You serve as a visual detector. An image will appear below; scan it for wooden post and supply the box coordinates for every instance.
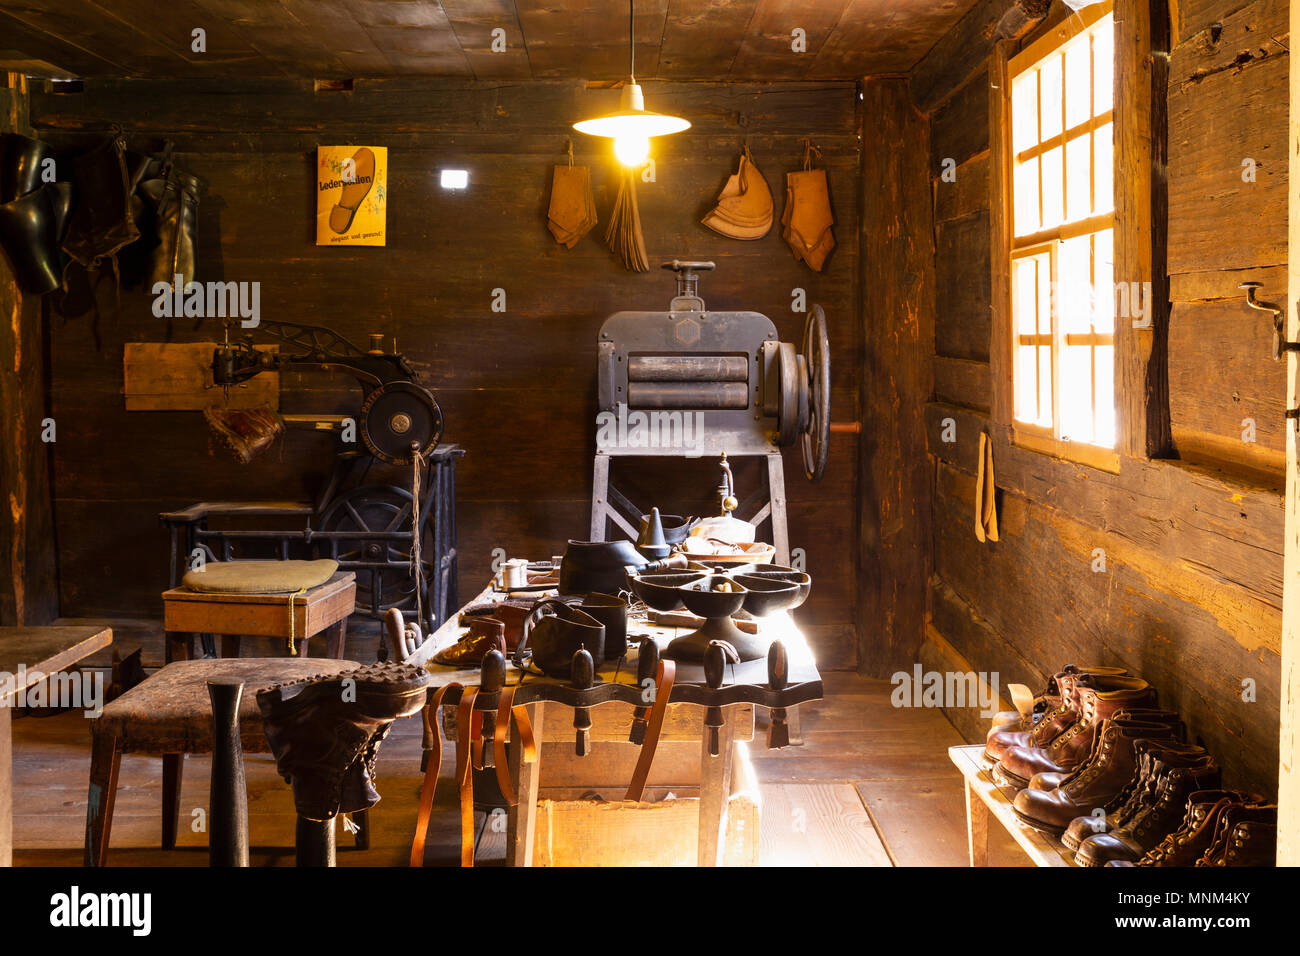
[0,704,11,867]
[1278,0,1300,868]
[0,72,58,628]
[858,77,935,676]
[1114,0,1172,458]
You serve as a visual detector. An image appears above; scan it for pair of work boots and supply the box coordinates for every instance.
[987,665,1173,789]
[702,146,773,240]
[257,661,430,822]
[1109,792,1278,867]
[0,133,73,294]
[1059,737,1221,865]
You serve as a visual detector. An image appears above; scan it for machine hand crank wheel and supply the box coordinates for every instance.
[801,305,830,482]
[360,381,444,465]
[316,484,434,618]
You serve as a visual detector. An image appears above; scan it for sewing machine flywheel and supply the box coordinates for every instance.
[360,380,444,464]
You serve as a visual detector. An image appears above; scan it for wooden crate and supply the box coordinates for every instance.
[531,741,760,867]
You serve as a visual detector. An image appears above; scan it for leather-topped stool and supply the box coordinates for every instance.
[85,658,364,866]
[163,569,356,661]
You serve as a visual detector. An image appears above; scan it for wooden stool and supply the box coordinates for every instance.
[163,571,356,661]
[85,658,365,866]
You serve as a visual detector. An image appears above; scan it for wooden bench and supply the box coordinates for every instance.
[163,571,356,661]
[85,657,364,866]
[949,743,1075,867]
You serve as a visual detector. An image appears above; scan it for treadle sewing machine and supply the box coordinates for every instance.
[161,319,463,637]
[590,259,834,562]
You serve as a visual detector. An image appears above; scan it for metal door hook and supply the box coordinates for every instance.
[1240,282,1296,360]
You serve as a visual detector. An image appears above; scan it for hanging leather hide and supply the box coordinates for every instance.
[702,146,772,240]
[547,163,597,248]
[782,142,835,271]
[605,167,649,272]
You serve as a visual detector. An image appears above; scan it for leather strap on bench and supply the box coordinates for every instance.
[409,682,537,868]
[625,659,675,802]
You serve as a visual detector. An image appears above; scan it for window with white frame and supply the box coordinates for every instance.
[1008,4,1115,450]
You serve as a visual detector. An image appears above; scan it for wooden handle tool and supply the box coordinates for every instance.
[629,637,659,744]
[767,640,790,749]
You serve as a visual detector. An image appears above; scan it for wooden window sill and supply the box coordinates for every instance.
[1010,426,1121,473]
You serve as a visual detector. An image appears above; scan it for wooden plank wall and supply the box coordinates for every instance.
[0,73,59,627]
[25,77,864,668]
[909,0,1285,792]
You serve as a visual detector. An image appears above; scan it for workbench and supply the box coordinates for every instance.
[0,625,113,866]
[408,581,823,866]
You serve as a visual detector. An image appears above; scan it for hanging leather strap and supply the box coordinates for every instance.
[455,688,480,867]
[410,682,461,867]
[625,659,676,802]
[493,685,538,806]
[410,683,538,868]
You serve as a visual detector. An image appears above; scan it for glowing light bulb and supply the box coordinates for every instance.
[614,134,650,167]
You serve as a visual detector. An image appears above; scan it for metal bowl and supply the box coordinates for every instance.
[736,565,811,608]
[733,573,802,616]
[678,576,749,619]
[629,571,706,611]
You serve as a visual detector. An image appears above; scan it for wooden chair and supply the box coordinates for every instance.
[162,571,356,661]
[85,657,367,866]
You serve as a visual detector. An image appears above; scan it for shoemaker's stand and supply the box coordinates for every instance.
[949,744,1075,867]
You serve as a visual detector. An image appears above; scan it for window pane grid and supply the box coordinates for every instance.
[1008,9,1115,450]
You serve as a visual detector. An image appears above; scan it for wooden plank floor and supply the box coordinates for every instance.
[8,626,1027,866]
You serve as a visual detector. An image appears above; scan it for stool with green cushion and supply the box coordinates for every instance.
[163,559,356,661]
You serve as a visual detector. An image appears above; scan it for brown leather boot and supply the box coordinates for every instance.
[1105,790,1252,867]
[1075,752,1220,866]
[986,664,1128,738]
[1026,709,1184,791]
[1195,803,1278,866]
[1060,740,1207,850]
[1011,719,1177,835]
[983,668,1095,763]
[995,676,1160,788]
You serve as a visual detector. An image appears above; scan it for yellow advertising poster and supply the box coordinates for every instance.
[316,146,387,246]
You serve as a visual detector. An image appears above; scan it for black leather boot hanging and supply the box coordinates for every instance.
[60,130,139,277]
[0,133,54,204]
[140,166,202,287]
[0,184,63,294]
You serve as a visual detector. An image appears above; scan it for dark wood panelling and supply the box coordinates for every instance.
[933,356,991,411]
[929,72,989,176]
[30,77,863,668]
[1168,298,1287,463]
[858,77,934,675]
[0,0,984,80]
[1167,0,1288,276]
[933,210,992,362]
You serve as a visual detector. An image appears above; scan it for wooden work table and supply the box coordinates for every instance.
[407,582,823,866]
[0,625,114,867]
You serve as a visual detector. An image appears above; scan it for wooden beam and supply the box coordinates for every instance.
[1114,0,1173,458]
[0,74,57,627]
[858,76,934,676]
[1276,0,1300,869]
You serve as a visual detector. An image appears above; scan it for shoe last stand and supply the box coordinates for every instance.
[206,676,338,867]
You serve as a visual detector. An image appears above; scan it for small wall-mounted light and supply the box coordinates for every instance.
[440,169,469,189]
